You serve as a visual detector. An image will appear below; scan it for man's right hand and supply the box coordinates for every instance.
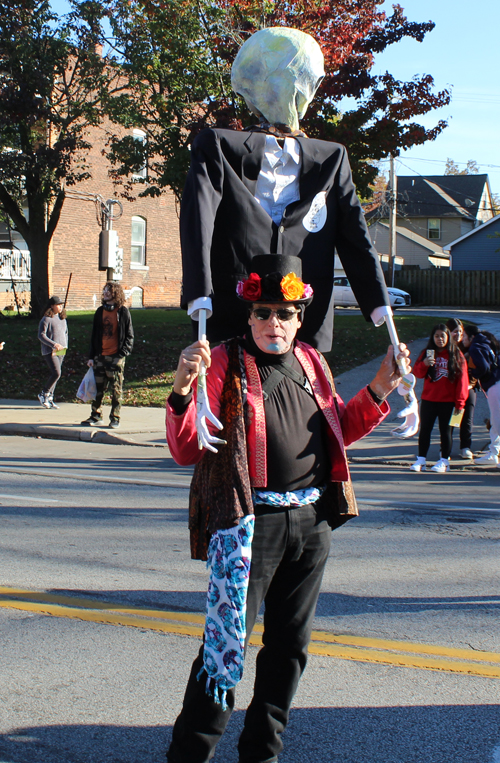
[87,359,94,368]
[173,339,211,396]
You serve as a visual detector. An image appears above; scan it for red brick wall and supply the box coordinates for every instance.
[50,121,183,310]
[0,290,31,311]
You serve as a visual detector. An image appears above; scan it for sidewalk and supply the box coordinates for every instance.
[1,317,498,466]
[0,398,168,449]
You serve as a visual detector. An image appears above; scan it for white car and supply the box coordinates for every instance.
[333,277,411,309]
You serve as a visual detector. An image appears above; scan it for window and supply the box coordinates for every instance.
[132,128,147,180]
[131,216,146,265]
[428,218,441,240]
[130,287,144,308]
[333,277,349,287]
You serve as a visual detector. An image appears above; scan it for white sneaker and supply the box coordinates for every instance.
[37,392,50,408]
[431,458,450,473]
[46,396,59,409]
[459,448,474,459]
[475,452,499,465]
[410,457,426,472]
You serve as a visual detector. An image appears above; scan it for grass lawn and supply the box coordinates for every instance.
[0,309,439,407]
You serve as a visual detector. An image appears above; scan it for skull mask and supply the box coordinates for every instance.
[231,27,325,132]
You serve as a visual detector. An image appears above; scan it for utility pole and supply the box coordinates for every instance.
[387,155,397,288]
[64,190,123,281]
[98,198,123,281]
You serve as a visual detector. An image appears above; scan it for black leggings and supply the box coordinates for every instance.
[418,399,455,459]
[451,387,476,450]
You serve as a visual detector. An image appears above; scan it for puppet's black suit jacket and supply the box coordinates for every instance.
[180,127,389,351]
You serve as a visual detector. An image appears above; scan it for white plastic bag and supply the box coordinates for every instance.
[76,367,97,402]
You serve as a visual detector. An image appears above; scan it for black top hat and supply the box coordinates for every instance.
[49,295,64,306]
[237,254,313,305]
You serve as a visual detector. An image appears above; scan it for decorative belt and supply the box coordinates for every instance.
[252,485,326,508]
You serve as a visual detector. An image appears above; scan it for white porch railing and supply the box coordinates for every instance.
[0,249,31,281]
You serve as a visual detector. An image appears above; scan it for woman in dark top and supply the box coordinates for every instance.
[37,295,68,409]
[462,325,500,465]
[446,318,476,459]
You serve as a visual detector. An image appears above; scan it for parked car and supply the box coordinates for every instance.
[333,277,411,309]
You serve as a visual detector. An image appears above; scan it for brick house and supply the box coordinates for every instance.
[0,119,183,311]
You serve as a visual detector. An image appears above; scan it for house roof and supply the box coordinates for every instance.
[365,174,490,221]
[444,212,500,250]
[396,175,489,219]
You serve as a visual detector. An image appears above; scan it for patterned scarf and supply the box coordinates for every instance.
[188,339,255,707]
[198,515,255,710]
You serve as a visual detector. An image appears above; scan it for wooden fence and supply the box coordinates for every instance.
[393,270,500,307]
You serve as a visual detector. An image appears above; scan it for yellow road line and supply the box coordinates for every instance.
[0,586,206,624]
[1,586,499,679]
[306,642,500,679]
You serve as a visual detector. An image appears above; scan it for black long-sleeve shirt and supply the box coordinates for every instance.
[170,334,329,493]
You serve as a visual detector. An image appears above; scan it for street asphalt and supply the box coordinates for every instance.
[1,307,499,469]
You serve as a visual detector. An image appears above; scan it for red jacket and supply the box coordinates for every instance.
[413,348,468,409]
[166,340,389,486]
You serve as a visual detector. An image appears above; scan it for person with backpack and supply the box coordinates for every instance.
[411,324,468,473]
[462,326,500,466]
[446,317,477,459]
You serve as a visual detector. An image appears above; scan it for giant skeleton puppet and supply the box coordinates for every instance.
[180,27,417,447]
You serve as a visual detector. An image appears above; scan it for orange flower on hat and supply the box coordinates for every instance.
[280,272,305,301]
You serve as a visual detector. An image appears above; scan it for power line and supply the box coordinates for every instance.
[377,157,500,170]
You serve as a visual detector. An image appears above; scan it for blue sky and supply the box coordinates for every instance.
[50,0,500,194]
[374,0,500,193]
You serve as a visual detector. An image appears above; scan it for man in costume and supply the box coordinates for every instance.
[166,254,410,763]
[180,27,392,352]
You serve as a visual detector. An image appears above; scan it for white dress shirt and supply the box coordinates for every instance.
[253,135,301,224]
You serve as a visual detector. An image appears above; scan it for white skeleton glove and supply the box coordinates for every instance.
[196,368,226,452]
[192,308,226,452]
[391,383,419,439]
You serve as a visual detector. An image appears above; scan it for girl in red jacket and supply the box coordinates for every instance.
[411,324,468,473]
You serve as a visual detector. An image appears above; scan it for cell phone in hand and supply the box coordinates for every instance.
[426,350,435,360]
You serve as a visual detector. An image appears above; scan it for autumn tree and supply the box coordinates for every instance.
[105,0,450,199]
[0,0,118,315]
[445,158,480,175]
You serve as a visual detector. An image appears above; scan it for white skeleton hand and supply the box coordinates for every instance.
[196,369,226,452]
[391,389,419,439]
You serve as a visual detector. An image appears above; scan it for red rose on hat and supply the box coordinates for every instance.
[242,273,262,300]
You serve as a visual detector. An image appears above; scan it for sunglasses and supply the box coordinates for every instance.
[251,307,300,322]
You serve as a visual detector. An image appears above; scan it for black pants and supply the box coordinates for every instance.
[418,399,455,459]
[167,503,332,763]
[42,354,64,396]
[451,387,476,450]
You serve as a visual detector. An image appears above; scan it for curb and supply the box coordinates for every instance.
[0,423,168,448]
[348,457,498,471]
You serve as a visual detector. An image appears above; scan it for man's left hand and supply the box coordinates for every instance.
[369,344,411,401]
